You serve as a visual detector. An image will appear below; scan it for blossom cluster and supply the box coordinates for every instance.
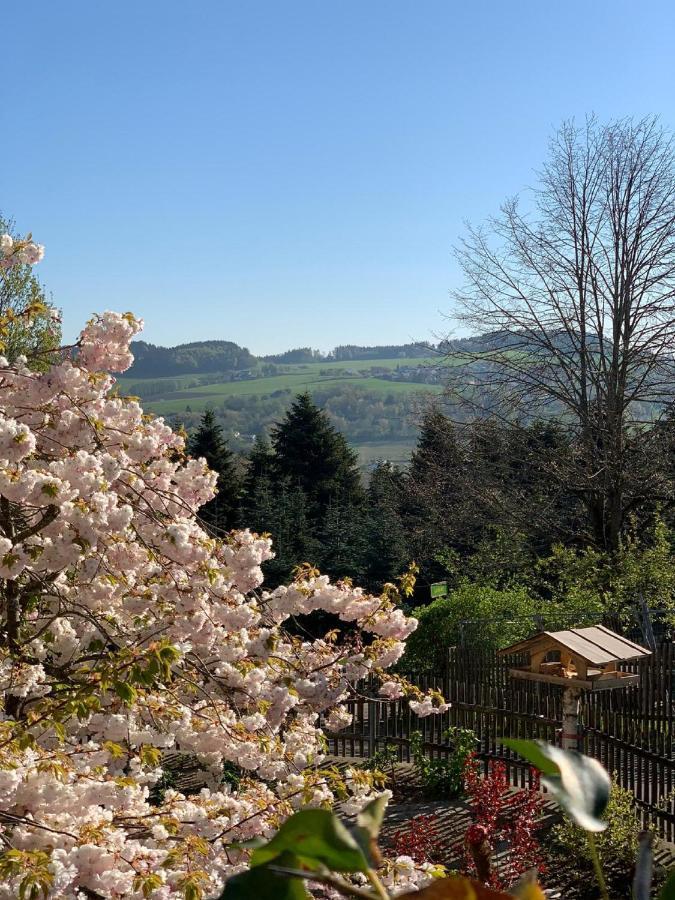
[0,233,45,270]
[0,280,445,897]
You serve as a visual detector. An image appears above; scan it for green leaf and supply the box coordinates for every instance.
[219,862,310,900]
[657,871,675,900]
[250,809,368,873]
[501,739,560,776]
[113,681,137,705]
[356,794,388,839]
[502,739,610,832]
[353,794,388,865]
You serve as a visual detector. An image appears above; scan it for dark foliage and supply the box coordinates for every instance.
[188,409,241,532]
[129,340,256,377]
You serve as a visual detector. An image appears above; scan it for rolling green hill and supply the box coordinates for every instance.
[118,342,452,467]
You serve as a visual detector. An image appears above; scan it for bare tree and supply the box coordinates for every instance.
[449,117,675,552]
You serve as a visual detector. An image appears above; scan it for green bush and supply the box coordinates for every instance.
[358,743,400,790]
[401,582,540,670]
[552,779,645,872]
[410,727,477,798]
[537,516,675,629]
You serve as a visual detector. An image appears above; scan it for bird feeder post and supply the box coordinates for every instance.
[561,685,582,751]
[498,625,650,751]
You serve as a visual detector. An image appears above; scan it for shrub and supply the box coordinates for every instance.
[552,779,646,873]
[410,727,477,798]
[401,582,540,670]
[359,742,400,791]
[463,753,546,888]
[388,813,443,863]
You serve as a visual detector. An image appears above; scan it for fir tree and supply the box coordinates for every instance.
[261,480,320,586]
[271,393,363,517]
[404,410,466,580]
[318,493,367,582]
[241,435,275,502]
[362,462,409,590]
[188,409,240,532]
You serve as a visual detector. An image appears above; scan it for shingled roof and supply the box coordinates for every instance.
[499,624,650,665]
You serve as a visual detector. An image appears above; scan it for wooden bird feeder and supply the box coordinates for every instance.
[498,625,651,750]
[498,624,650,689]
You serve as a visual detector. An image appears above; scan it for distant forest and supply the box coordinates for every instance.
[127,337,441,377]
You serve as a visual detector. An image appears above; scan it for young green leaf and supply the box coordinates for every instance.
[250,809,368,873]
[353,794,388,865]
[500,739,560,776]
[356,794,388,839]
[219,864,309,900]
[502,739,610,831]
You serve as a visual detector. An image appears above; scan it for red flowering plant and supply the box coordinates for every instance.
[388,813,443,864]
[462,752,547,889]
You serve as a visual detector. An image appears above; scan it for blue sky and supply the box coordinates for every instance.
[4,1,675,354]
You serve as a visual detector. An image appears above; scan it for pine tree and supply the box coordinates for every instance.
[188,409,240,532]
[271,393,363,518]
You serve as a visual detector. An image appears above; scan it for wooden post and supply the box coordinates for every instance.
[368,698,377,757]
[561,686,582,750]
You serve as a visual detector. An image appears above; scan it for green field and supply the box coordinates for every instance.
[119,356,444,417]
[355,440,416,468]
[115,356,451,468]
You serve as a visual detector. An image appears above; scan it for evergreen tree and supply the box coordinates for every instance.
[318,493,367,582]
[242,468,276,537]
[188,409,240,532]
[362,462,409,590]
[404,410,467,584]
[260,480,320,586]
[241,435,275,501]
[271,393,364,517]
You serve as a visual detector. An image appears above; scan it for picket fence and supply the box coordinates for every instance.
[327,642,675,840]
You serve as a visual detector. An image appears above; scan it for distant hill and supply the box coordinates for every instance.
[262,342,436,364]
[128,340,257,377]
[120,330,615,469]
[126,330,611,380]
[127,338,437,378]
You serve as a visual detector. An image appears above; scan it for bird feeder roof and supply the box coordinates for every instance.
[498,624,650,665]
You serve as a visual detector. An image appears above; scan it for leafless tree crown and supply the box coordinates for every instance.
[449,117,675,551]
[452,116,675,426]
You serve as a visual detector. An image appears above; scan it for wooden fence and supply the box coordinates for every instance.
[328,642,675,840]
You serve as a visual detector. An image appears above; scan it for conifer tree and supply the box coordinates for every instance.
[362,462,409,590]
[319,493,367,582]
[271,392,363,517]
[404,410,466,574]
[242,434,275,500]
[188,409,240,531]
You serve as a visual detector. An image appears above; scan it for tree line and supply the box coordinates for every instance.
[190,389,675,662]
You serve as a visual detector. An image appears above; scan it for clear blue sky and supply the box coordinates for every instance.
[4,1,675,354]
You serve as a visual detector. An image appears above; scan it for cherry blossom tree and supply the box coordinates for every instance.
[0,234,446,899]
